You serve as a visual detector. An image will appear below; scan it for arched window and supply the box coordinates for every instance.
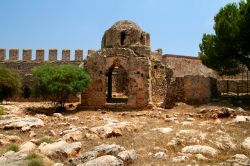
[121,32,126,45]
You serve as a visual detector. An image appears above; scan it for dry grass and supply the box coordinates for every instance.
[0,102,249,166]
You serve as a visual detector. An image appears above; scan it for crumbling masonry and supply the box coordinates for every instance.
[0,20,218,108]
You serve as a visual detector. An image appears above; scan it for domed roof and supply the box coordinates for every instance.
[110,20,142,32]
[101,20,150,49]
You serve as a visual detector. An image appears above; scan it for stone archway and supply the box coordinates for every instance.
[105,64,128,103]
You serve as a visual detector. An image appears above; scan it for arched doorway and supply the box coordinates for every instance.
[106,65,128,103]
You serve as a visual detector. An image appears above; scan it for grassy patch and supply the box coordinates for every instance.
[26,153,44,166]
[4,144,19,152]
[0,144,20,155]
[0,106,4,115]
[37,137,54,144]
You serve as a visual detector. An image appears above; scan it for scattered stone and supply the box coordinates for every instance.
[195,154,208,160]
[0,151,28,166]
[77,155,124,166]
[29,131,37,137]
[186,118,195,121]
[233,116,250,123]
[89,120,137,138]
[0,115,44,130]
[241,137,250,150]
[19,141,37,152]
[0,134,21,145]
[229,154,250,165]
[151,127,173,134]
[92,144,125,156]
[182,145,218,156]
[153,152,166,159]
[39,140,82,158]
[181,121,193,126]
[53,113,64,119]
[62,130,83,141]
[117,149,137,163]
[172,155,189,162]
[211,130,236,150]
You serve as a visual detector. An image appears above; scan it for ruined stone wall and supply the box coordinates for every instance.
[0,48,86,101]
[217,80,249,93]
[163,75,217,108]
[162,55,217,77]
[150,60,173,104]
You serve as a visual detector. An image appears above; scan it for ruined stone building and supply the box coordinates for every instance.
[0,20,219,108]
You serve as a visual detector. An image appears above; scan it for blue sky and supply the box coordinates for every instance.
[0,0,241,59]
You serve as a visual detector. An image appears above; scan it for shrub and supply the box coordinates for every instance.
[37,137,54,144]
[0,106,4,115]
[0,65,22,103]
[32,64,91,111]
[5,144,19,152]
[26,153,44,166]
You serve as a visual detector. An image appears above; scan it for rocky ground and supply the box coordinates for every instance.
[0,101,250,166]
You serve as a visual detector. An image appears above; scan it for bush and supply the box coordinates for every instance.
[5,144,19,152]
[32,64,91,111]
[0,65,22,103]
[0,106,4,115]
[26,153,44,166]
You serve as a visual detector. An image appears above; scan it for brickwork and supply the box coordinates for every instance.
[9,48,19,61]
[0,48,6,61]
[22,49,32,61]
[49,49,57,61]
[62,49,70,62]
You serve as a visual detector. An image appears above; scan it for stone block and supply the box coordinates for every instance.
[49,49,57,61]
[36,49,44,62]
[0,48,6,61]
[22,49,32,61]
[75,49,83,61]
[9,48,19,61]
[62,49,70,62]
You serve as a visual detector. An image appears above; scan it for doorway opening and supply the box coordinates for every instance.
[106,65,128,103]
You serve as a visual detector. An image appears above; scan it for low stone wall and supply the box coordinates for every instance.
[151,60,173,103]
[217,80,250,93]
[163,75,217,108]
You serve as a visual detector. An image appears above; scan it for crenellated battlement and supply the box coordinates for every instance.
[0,48,90,62]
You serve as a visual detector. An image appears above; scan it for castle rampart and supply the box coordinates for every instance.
[0,48,85,62]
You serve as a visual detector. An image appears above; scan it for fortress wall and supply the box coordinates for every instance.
[0,48,86,88]
[0,48,85,62]
[162,55,217,78]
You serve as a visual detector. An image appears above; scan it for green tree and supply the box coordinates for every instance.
[0,65,21,103]
[199,0,250,76]
[32,64,91,111]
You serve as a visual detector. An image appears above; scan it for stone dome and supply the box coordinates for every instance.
[101,20,150,48]
[110,20,142,32]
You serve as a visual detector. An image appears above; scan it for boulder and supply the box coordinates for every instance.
[92,144,125,156]
[182,145,218,156]
[151,128,173,134]
[62,130,83,141]
[0,134,21,146]
[172,155,189,162]
[19,141,37,153]
[241,137,250,150]
[153,152,166,159]
[77,155,123,166]
[0,115,44,131]
[39,140,81,158]
[233,116,250,123]
[117,149,137,163]
[89,120,137,138]
[0,151,28,166]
